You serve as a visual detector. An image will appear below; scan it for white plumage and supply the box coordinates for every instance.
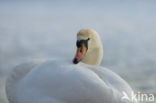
[6,29,137,103]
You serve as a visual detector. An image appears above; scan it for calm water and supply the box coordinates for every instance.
[0,1,156,103]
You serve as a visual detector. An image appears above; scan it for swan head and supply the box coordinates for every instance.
[73,29,103,65]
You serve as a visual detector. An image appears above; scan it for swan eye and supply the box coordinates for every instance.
[76,41,81,48]
[80,47,83,52]
[76,39,89,50]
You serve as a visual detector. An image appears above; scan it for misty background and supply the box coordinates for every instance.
[0,0,156,103]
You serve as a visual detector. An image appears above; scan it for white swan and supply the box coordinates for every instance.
[6,29,137,103]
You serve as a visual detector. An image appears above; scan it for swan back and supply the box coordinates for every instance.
[7,59,134,103]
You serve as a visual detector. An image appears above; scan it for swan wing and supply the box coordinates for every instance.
[6,59,47,103]
[6,59,136,103]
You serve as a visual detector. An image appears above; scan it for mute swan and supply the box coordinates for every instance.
[6,29,137,103]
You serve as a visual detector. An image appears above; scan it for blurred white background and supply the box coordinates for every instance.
[0,0,156,103]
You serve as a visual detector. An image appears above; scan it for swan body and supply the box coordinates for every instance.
[6,29,137,103]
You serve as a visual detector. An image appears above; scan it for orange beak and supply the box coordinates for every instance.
[73,43,87,64]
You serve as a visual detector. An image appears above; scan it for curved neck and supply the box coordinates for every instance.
[81,39,103,66]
